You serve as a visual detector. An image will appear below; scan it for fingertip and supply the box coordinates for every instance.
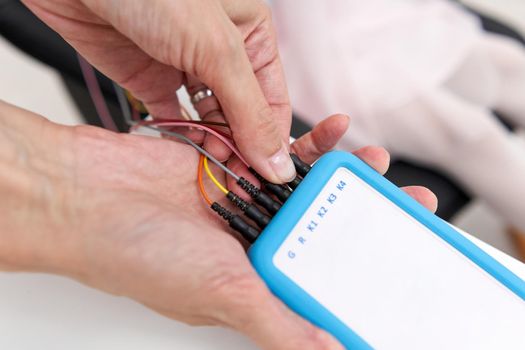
[291,114,351,165]
[266,144,297,183]
[353,146,391,175]
[234,122,295,183]
[403,186,439,213]
[242,139,296,184]
[329,113,351,130]
[314,114,351,146]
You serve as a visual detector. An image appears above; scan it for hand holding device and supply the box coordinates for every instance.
[250,149,525,349]
[0,101,439,349]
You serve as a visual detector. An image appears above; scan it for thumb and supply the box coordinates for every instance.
[200,25,296,184]
[217,276,344,350]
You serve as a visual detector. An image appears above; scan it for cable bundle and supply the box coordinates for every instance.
[79,59,308,243]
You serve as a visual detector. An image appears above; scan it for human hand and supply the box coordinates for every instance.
[0,102,437,349]
[23,0,295,183]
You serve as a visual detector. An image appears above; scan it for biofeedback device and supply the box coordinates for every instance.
[249,151,525,350]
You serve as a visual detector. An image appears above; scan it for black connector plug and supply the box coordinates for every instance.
[249,168,292,202]
[288,176,302,190]
[227,192,271,229]
[211,202,260,243]
[237,177,282,215]
[262,182,292,202]
[290,153,312,177]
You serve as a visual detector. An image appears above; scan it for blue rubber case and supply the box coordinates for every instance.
[248,150,525,349]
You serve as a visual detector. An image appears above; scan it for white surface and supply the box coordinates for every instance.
[0,38,83,125]
[0,274,256,350]
[275,168,525,350]
[462,230,525,277]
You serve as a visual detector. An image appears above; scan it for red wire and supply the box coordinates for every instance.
[169,125,232,139]
[135,120,248,166]
[133,119,232,139]
[152,118,230,128]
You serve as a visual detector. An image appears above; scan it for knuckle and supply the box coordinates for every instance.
[211,29,242,57]
[192,22,241,77]
[255,106,278,136]
[197,29,242,79]
[258,2,272,19]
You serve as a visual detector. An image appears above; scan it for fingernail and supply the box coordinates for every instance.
[269,145,296,183]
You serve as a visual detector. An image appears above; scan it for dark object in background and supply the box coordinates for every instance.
[0,0,128,131]
[1,0,524,220]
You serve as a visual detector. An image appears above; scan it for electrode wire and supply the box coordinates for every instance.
[113,81,229,130]
[198,155,213,205]
[146,117,230,128]
[113,82,241,166]
[139,124,240,181]
[143,120,247,166]
[112,82,241,181]
[78,55,119,132]
[135,119,233,139]
[203,157,229,194]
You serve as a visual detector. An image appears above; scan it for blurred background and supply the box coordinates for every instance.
[1,0,524,260]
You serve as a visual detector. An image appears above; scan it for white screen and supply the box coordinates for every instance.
[274,168,525,349]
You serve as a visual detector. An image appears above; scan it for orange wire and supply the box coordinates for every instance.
[198,154,213,205]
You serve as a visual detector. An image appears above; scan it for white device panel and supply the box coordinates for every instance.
[274,168,525,349]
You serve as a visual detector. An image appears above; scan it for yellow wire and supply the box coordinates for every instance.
[203,156,229,195]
